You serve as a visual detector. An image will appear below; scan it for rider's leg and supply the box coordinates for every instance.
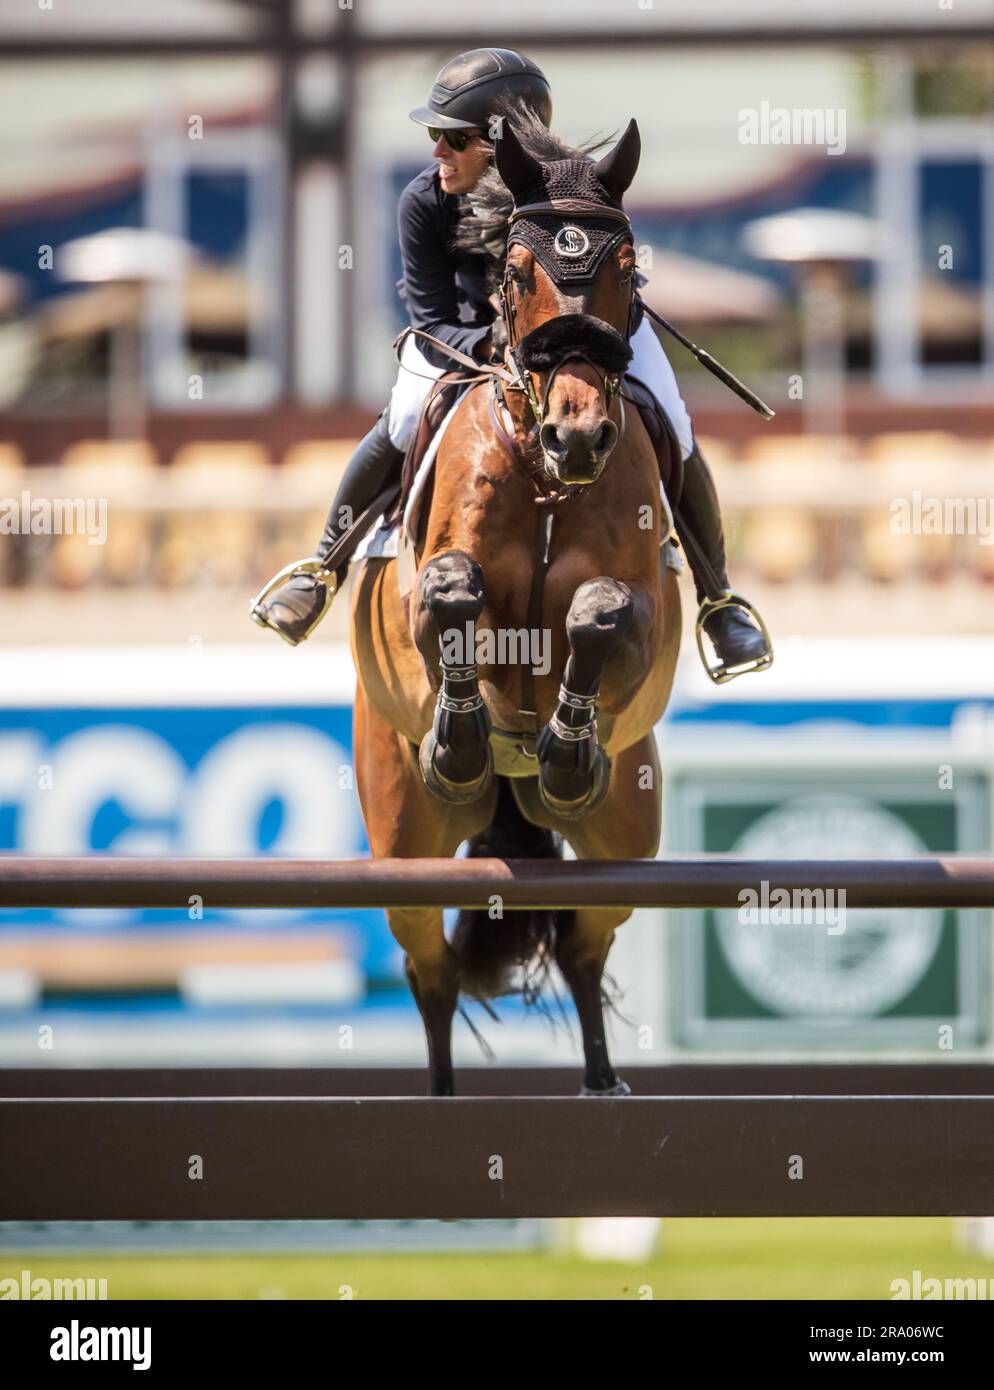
[627,316,771,673]
[252,337,441,645]
[252,410,403,644]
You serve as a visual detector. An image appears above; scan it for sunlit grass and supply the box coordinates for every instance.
[4,1218,994,1300]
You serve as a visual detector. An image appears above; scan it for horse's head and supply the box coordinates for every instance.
[495,118,641,486]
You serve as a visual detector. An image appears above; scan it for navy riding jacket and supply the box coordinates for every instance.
[396,165,493,371]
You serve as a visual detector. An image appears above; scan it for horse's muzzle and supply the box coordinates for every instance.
[539,416,619,485]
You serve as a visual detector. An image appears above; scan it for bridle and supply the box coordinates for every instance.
[492,197,637,503]
[393,197,638,505]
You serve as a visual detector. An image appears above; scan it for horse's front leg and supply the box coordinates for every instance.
[415,549,494,803]
[536,575,647,818]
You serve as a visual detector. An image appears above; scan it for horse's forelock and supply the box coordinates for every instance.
[452,102,614,267]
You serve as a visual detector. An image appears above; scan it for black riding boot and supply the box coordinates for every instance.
[251,409,404,645]
[679,442,772,678]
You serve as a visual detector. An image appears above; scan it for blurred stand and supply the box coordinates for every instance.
[744,209,886,443]
[1,426,992,644]
[57,229,192,442]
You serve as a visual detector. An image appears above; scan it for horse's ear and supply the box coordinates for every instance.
[494,121,542,200]
[593,119,641,200]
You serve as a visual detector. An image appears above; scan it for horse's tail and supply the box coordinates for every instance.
[451,777,568,1002]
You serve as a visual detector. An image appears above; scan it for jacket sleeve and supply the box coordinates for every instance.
[397,182,491,369]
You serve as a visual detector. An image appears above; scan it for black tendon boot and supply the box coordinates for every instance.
[678,442,773,682]
[251,410,404,645]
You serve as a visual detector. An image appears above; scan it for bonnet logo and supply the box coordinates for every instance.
[554,226,590,257]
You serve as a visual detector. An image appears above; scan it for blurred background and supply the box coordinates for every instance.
[1,0,994,1297]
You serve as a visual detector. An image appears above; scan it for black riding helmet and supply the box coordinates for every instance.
[409,48,552,133]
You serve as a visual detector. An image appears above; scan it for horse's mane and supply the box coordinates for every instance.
[452,101,613,278]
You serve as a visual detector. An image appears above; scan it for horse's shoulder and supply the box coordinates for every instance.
[453,378,493,424]
[437,379,502,455]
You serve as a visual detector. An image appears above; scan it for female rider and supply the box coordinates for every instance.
[252,47,770,679]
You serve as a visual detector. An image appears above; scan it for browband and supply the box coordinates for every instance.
[508,199,633,229]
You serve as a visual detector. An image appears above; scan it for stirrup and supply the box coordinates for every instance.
[695,590,774,685]
[249,556,338,644]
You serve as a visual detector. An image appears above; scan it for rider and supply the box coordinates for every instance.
[252,47,771,677]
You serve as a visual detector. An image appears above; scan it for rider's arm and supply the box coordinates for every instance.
[397,180,491,370]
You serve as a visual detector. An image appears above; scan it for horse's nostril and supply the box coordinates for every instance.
[539,422,567,458]
[595,420,618,457]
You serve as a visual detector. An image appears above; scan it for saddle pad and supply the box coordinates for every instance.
[351,389,469,568]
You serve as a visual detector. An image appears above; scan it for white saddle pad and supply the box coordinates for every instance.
[351,390,468,565]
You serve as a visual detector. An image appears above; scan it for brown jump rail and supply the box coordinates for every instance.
[0,854,993,910]
[3,856,992,1220]
[3,1080,994,1218]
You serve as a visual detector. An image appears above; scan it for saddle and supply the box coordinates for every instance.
[388,370,472,531]
[622,376,684,509]
[301,373,462,579]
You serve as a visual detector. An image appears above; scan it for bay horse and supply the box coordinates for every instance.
[350,115,681,1095]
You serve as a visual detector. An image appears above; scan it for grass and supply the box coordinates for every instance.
[4,1218,994,1299]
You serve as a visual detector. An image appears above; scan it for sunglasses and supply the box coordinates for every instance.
[427,127,479,153]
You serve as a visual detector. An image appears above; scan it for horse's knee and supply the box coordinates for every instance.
[419,550,486,634]
[533,578,634,818]
[566,577,634,686]
[416,551,493,802]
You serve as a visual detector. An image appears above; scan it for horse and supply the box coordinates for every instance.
[349,114,682,1096]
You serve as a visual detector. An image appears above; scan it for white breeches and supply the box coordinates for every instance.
[387,336,448,450]
[627,316,695,461]
[387,316,695,460]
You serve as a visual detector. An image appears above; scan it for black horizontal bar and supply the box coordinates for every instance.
[1,27,989,60]
[1,855,993,909]
[4,1064,994,1098]
[2,1094,992,1218]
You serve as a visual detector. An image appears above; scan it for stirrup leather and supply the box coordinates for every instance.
[695,590,773,685]
[249,556,339,643]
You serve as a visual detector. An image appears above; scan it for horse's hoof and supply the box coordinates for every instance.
[580,1079,632,1097]
[537,744,611,821]
[418,729,494,804]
